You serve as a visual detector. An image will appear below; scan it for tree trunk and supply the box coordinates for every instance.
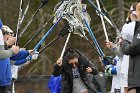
[38,10,47,75]
[117,0,125,27]
[4,0,8,24]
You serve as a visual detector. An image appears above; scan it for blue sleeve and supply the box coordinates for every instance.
[10,50,29,61]
[0,19,3,29]
[48,75,62,93]
[14,59,27,66]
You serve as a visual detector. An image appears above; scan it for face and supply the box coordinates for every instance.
[3,32,14,41]
[130,11,137,21]
[68,57,78,68]
[135,3,140,21]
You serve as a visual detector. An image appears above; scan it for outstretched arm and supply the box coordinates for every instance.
[10,50,30,61]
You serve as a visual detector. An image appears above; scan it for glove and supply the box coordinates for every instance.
[32,51,39,60]
[102,56,117,65]
[102,56,112,65]
[26,55,32,62]
[105,65,117,76]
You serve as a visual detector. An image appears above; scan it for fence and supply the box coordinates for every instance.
[14,75,51,93]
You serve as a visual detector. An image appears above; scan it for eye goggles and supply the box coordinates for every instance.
[3,31,14,36]
[69,61,79,67]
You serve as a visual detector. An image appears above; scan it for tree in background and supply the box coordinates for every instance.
[0,0,136,75]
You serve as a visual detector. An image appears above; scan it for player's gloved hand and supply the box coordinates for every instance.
[32,51,39,60]
[26,55,32,62]
[102,56,117,65]
[105,64,117,76]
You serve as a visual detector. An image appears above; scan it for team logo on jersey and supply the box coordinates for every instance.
[73,69,79,79]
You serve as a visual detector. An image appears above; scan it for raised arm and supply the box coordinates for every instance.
[52,58,64,77]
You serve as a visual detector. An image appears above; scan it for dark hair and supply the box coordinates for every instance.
[65,52,79,61]
[63,48,81,63]
[127,2,138,23]
[130,2,138,12]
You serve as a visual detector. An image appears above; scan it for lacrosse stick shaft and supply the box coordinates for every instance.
[39,36,58,53]
[96,0,109,42]
[84,18,104,57]
[12,81,15,93]
[19,3,45,37]
[34,17,62,51]
[39,23,70,53]
[98,0,120,33]
[20,0,32,24]
[80,28,102,57]
[15,0,23,45]
[87,0,113,27]
[23,16,54,48]
[60,33,71,59]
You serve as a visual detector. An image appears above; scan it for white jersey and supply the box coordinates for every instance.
[111,21,135,93]
[111,56,122,92]
[72,67,88,93]
[121,21,135,75]
[121,21,135,42]
[120,21,135,91]
[0,29,4,45]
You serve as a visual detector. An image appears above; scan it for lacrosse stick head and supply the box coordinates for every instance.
[70,3,91,31]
